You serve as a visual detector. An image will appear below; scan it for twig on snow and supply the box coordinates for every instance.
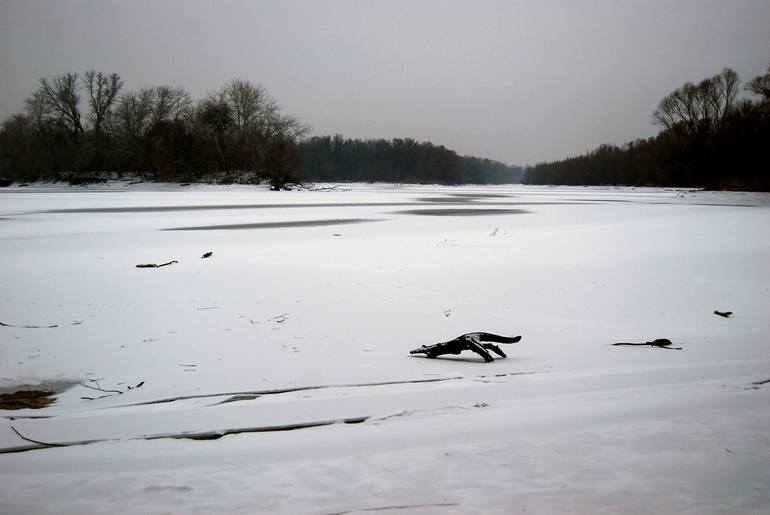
[80,382,123,394]
[136,260,178,268]
[0,321,58,329]
[79,380,144,400]
[612,339,682,350]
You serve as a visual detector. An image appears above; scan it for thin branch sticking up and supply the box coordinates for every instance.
[136,260,178,268]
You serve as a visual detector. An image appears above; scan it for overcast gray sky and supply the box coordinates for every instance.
[1,0,768,165]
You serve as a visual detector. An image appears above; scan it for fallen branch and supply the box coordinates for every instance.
[410,332,523,362]
[80,394,113,401]
[310,184,351,192]
[613,338,682,350]
[80,382,123,394]
[79,380,144,400]
[0,321,58,329]
[135,260,178,268]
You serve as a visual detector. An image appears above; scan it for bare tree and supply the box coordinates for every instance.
[193,79,308,180]
[196,96,234,170]
[83,70,123,138]
[219,79,308,139]
[23,90,53,133]
[710,67,739,132]
[653,68,740,141]
[151,86,192,125]
[113,88,155,140]
[746,64,770,102]
[38,73,83,139]
[222,79,267,131]
[114,85,192,140]
[261,110,309,141]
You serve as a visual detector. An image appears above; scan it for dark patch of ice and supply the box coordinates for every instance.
[397,208,529,216]
[564,198,631,202]
[163,218,383,231]
[36,203,414,214]
[449,193,511,198]
[416,197,472,203]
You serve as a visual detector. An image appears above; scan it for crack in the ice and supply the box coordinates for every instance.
[108,376,465,410]
[368,402,489,423]
[0,416,370,454]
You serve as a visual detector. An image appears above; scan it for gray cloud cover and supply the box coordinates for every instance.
[1,0,768,164]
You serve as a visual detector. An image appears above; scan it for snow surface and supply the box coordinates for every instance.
[0,183,769,514]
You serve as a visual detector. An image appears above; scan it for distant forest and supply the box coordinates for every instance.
[0,73,521,187]
[524,65,770,190]
[298,136,523,184]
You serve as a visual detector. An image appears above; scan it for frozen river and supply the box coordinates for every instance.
[1,183,769,514]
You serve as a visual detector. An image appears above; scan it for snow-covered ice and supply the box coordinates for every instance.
[1,183,768,514]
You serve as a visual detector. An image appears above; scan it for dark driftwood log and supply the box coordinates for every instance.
[613,338,682,350]
[713,310,733,318]
[410,332,522,362]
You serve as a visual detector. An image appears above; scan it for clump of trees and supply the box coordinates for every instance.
[525,65,770,190]
[298,135,523,184]
[0,72,308,187]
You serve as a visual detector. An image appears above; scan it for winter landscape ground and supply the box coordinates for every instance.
[0,183,768,514]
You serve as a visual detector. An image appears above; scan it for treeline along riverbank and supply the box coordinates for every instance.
[0,73,522,187]
[1,65,767,189]
[523,65,770,190]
